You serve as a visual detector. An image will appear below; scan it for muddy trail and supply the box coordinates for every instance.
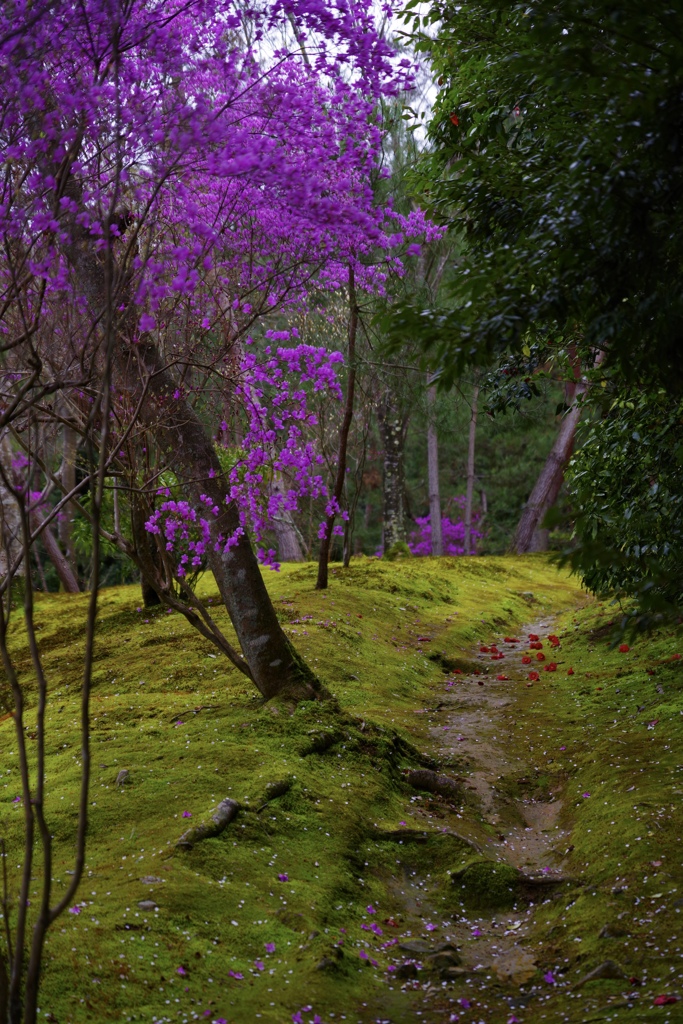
[358,614,680,1024]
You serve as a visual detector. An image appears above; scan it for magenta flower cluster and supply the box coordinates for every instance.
[145,343,346,574]
[408,504,483,558]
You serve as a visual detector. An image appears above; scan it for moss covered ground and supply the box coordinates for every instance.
[0,556,681,1023]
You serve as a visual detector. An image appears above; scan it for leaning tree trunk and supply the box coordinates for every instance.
[378,399,408,552]
[426,382,442,556]
[115,339,321,700]
[61,208,320,702]
[29,508,79,593]
[512,355,602,554]
[513,407,580,554]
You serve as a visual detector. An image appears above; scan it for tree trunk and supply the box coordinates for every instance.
[512,354,602,554]
[464,385,479,555]
[115,339,321,700]
[57,422,79,589]
[378,401,408,552]
[426,383,442,556]
[270,474,304,563]
[61,201,320,701]
[316,267,358,589]
[29,509,80,594]
[130,488,163,607]
[0,433,23,584]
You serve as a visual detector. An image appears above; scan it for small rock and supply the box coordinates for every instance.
[398,940,433,955]
[599,923,629,939]
[442,966,468,980]
[116,769,130,786]
[140,876,164,885]
[426,950,462,974]
[574,960,628,989]
[395,962,419,979]
[138,900,157,911]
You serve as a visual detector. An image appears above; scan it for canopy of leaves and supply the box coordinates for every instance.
[393,0,683,389]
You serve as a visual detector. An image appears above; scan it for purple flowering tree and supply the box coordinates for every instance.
[0,0,434,1018]
[408,502,483,557]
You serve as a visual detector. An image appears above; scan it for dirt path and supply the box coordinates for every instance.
[374,616,583,1023]
[430,618,572,985]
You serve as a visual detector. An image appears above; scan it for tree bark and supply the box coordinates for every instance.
[316,267,358,589]
[426,382,442,556]
[512,355,602,554]
[29,508,80,593]
[513,405,581,554]
[57,422,79,589]
[129,487,163,607]
[0,433,23,584]
[270,474,304,563]
[464,384,479,555]
[378,401,408,552]
[115,340,321,699]
[60,201,320,701]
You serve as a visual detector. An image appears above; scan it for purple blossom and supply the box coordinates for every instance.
[277,872,289,882]
[407,506,482,557]
[265,942,276,953]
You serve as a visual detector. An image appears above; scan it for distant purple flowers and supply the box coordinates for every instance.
[408,505,482,557]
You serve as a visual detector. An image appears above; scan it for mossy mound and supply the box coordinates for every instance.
[450,859,521,909]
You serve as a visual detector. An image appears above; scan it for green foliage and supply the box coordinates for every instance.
[566,389,683,622]
[394,0,683,391]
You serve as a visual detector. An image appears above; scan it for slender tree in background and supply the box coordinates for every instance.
[464,384,479,555]
[426,380,443,555]
[316,269,358,589]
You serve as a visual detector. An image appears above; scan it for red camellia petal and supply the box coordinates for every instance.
[528,634,539,641]
[536,652,546,661]
[496,674,509,681]
[672,653,681,660]
[480,646,489,653]
[521,655,532,664]
[653,996,679,1006]
[544,663,557,672]
[529,641,543,650]
[450,113,459,125]
[528,671,539,681]
[567,667,574,675]
[619,643,630,653]
[452,669,462,675]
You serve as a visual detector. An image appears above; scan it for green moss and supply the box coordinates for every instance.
[450,859,521,909]
[2,557,681,1021]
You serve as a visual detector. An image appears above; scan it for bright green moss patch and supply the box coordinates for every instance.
[450,860,521,910]
[1,557,682,1022]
